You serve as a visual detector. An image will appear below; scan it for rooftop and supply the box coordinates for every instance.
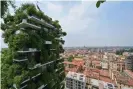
[66,71,86,82]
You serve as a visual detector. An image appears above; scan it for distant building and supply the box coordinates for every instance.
[125,55,133,71]
[101,60,108,70]
[65,71,86,89]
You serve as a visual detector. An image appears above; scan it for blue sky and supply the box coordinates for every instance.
[1,1,133,48]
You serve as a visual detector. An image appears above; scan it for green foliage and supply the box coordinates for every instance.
[116,48,133,55]
[116,50,124,55]
[1,3,66,89]
[1,0,16,18]
[1,48,12,64]
[68,55,74,62]
[14,76,22,88]
[96,0,106,8]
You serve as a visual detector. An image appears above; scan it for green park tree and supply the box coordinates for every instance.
[68,55,74,62]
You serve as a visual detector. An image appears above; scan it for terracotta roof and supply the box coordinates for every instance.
[91,72,99,79]
[117,78,133,86]
[84,69,114,84]
[90,68,100,73]
[84,68,100,79]
[128,80,133,86]
[92,60,101,64]
[73,58,83,60]
[84,70,99,79]
[100,70,110,77]
[63,61,77,65]
[116,72,133,86]
[124,70,133,79]
[65,67,78,72]
[100,76,112,83]
[72,60,84,66]
[95,64,101,67]
[63,61,83,66]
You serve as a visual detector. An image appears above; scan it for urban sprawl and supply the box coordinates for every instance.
[62,47,133,89]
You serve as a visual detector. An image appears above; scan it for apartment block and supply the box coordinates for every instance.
[66,71,86,89]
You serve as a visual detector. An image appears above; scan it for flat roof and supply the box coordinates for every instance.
[66,71,86,82]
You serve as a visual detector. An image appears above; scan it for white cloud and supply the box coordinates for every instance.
[47,2,63,14]
[59,1,99,34]
[52,1,100,46]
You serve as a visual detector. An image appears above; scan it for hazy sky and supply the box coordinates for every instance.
[1,1,133,48]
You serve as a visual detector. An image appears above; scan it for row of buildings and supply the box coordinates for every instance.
[63,49,133,89]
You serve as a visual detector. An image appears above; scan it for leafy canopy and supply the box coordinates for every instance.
[1,0,16,18]
[96,0,106,8]
[1,3,66,89]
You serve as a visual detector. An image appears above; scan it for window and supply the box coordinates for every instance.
[79,77,83,81]
[80,75,84,77]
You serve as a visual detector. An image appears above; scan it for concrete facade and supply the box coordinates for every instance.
[66,72,86,89]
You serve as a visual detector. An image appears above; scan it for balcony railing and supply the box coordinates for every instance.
[31,73,41,79]
[28,16,55,29]
[55,67,64,73]
[55,38,62,40]
[60,71,64,75]
[21,78,30,85]
[45,41,52,44]
[20,85,27,89]
[17,48,40,53]
[17,19,48,32]
[18,19,41,29]
[13,59,28,62]
[28,63,42,70]
[50,49,56,51]
[38,84,47,89]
